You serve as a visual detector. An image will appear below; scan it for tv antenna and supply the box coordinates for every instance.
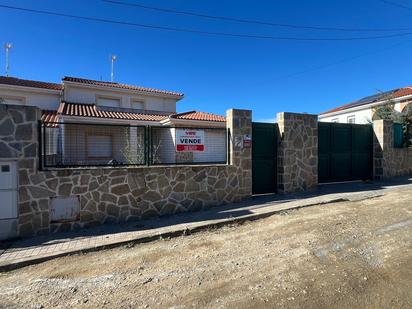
[111,55,117,82]
[4,43,12,77]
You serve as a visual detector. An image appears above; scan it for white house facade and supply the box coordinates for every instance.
[319,86,412,124]
[0,76,227,167]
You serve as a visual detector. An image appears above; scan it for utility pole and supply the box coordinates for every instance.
[4,43,12,77]
[111,55,117,82]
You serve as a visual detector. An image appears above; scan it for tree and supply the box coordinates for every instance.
[372,91,412,146]
[372,91,402,123]
[401,103,412,146]
[120,128,145,165]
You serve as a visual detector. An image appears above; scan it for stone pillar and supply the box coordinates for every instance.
[373,119,412,180]
[373,119,389,180]
[277,112,318,194]
[226,109,252,199]
[0,104,41,239]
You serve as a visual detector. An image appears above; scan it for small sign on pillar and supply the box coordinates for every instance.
[243,134,252,148]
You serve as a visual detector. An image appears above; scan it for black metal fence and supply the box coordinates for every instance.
[40,122,228,168]
[150,126,228,165]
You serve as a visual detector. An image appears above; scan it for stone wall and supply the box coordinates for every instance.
[0,104,40,239]
[277,112,318,194]
[373,119,412,180]
[0,104,252,238]
[20,165,243,236]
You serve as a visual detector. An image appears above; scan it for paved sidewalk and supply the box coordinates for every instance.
[1,177,411,271]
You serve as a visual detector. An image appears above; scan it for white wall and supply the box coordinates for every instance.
[152,128,176,164]
[194,130,227,163]
[319,107,373,124]
[151,128,227,164]
[320,99,412,124]
[0,88,60,110]
[394,102,404,112]
[63,84,177,113]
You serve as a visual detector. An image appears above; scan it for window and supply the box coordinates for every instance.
[87,135,113,158]
[331,118,339,123]
[131,100,145,110]
[347,116,356,124]
[96,97,120,108]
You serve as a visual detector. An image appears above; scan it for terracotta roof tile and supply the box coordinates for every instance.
[320,86,412,115]
[41,110,60,127]
[392,87,412,99]
[42,102,225,124]
[171,110,226,122]
[63,76,183,98]
[58,102,171,122]
[0,76,62,91]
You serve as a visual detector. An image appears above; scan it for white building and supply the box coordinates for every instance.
[0,76,227,166]
[319,86,412,124]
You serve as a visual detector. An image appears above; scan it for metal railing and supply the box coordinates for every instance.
[149,126,228,165]
[40,122,228,168]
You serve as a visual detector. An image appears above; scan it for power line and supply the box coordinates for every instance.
[103,0,412,32]
[379,0,412,11]
[1,4,412,41]
[272,39,411,81]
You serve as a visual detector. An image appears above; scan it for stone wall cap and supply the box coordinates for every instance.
[277,112,318,117]
[42,164,229,172]
[0,103,39,111]
[226,108,252,113]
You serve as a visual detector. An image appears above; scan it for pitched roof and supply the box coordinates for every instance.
[41,110,60,127]
[62,76,184,98]
[171,110,226,122]
[57,101,171,122]
[41,103,226,125]
[321,86,412,115]
[0,76,62,91]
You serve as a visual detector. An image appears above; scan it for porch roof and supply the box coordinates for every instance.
[41,102,226,125]
[171,110,225,122]
[57,101,170,122]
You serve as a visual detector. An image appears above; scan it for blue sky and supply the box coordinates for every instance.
[0,0,412,121]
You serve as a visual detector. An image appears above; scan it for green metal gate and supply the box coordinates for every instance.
[252,122,278,194]
[318,122,373,183]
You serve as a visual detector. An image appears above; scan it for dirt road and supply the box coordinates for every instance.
[1,186,412,308]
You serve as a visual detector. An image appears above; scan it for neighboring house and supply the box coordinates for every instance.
[0,76,226,166]
[319,86,412,124]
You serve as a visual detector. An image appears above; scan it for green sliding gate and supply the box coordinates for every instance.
[252,122,278,194]
[318,122,373,183]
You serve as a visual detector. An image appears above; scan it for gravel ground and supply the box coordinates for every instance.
[1,186,412,309]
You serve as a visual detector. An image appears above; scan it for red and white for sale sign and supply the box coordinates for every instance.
[176,129,205,152]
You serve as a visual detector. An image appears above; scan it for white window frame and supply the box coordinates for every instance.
[95,95,121,108]
[347,115,356,124]
[130,99,145,110]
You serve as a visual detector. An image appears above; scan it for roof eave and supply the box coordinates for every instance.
[61,115,164,126]
[160,117,226,128]
[0,83,62,95]
[62,80,184,100]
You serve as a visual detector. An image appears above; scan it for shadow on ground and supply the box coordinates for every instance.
[2,176,411,253]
